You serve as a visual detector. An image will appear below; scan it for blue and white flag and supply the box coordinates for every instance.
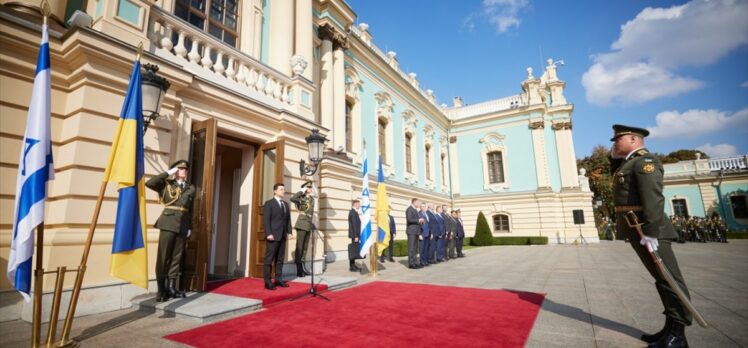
[359,151,373,258]
[7,24,54,302]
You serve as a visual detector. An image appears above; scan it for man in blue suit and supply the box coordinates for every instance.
[426,204,440,264]
[419,203,431,267]
[435,205,447,262]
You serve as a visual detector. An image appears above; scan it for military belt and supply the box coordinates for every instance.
[164,206,188,212]
[615,205,642,213]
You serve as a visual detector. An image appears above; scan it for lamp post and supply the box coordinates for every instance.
[299,129,327,176]
[141,63,170,133]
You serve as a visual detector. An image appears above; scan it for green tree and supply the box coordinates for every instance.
[659,149,709,164]
[577,145,614,217]
[473,212,494,246]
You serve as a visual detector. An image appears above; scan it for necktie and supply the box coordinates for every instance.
[280,200,285,213]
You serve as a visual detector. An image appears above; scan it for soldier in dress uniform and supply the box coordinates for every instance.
[609,125,691,348]
[290,180,315,277]
[145,160,195,302]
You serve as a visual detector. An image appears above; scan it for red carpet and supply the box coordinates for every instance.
[167,281,545,348]
[206,278,328,306]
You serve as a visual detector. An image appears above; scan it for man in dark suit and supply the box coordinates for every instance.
[380,204,396,263]
[146,160,195,301]
[419,203,432,267]
[262,183,292,290]
[405,198,423,269]
[456,209,466,257]
[348,200,362,272]
[439,205,452,261]
[428,204,443,263]
[446,209,459,259]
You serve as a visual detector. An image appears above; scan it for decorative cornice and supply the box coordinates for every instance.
[319,23,348,50]
[529,121,545,130]
[552,121,572,130]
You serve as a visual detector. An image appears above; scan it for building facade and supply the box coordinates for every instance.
[662,155,748,231]
[0,0,595,322]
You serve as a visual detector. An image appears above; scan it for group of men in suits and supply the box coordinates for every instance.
[406,198,466,269]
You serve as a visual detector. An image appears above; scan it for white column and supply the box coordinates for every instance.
[268,0,294,76]
[555,127,579,188]
[294,0,313,80]
[332,46,346,150]
[319,39,334,137]
[448,138,460,194]
[530,124,551,188]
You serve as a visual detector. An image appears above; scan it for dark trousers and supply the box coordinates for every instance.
[420,237,431,265]
[407,233,419,266]
[263,237,286,284]
[429,237,438,262]
[456,237,464,256]
[380,233,394,260]
[629,236,692,326]
[156,230,184,279]
[447,236,456,258]
[294,228,310,269]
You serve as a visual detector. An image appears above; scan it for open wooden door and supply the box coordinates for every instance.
[250,139,285,277]
[182,118,217,291]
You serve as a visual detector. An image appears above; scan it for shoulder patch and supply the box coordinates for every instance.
[642,163,655,174]
[637,149,649,156]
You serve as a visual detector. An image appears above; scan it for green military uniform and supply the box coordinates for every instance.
[610,125,692,346]
[290,181,315,277]
[145,160,195,301]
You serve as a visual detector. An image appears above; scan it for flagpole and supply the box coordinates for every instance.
[58,42,144,347]
[31,224,44,348]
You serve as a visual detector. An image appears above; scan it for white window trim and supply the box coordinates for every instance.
[345,67,363,159]
[491,212,512,233]
[480,132,510,192]
[403,110,418,185]
[375,91,395,177]
[423,124,435,190]
[439,135,449,192]
[669,195,691,217]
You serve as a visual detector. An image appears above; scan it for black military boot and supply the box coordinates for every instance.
[641,317,672,343]
[296,262,305,277]
[156,276,168,302]
[649,322,688,348]
[167,278,186,298]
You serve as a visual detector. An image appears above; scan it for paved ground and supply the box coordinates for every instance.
[1,240,746,347]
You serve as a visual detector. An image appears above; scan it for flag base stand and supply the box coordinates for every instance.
[290,226,330,302]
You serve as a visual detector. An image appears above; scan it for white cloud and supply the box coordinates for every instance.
[464,0,530,34]
[647,107,748,138]
[582,0,748,105]
[696,143,738,158]
[741,81,748,88]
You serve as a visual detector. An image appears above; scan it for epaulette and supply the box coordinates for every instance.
[636,149,649,156]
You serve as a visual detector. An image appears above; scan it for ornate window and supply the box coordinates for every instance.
[425,144,432,181]
[175,0,239,47]
[730,194,748,220]
[487,151,505,184]
[405,133,413,173]
[479,133,510,192]
[345,67,363,158]
[378,118,387,163]
[423,124,435,189]
[492,214,510,232]
[440,153,447,186]
[375,92,394,176]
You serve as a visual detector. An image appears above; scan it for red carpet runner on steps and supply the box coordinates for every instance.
[206,278,328,306]
[168,281,545,348]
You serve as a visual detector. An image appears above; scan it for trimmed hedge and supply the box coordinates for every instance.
[473,212,494,246]
[727,232,748,239]
[388,234,549,257]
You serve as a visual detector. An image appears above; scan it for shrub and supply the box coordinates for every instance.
[472,212,494,246]
[492,236,548,245]
[727,231,748,239]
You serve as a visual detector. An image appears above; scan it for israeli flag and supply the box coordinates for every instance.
[7,24,54,302]
[359,152,373,258]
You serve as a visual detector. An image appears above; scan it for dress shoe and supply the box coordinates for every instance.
[642,318,672,343]
[388,258,395,262]
[408,265,417,269]
[264,283,277,290]
[648,323,688,348]
[349,266,360,272]
[275,280,289,288]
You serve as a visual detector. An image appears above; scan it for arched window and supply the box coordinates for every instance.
[487,151,505,184]
[405,133,413,173]
[425,144,432,180]
[493,214,510,232]
[378,118,387,163]
[440,153,446,184]
[345,101,353,151]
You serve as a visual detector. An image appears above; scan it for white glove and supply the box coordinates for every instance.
[640,235,659,252]
[167,167,179,176]
[187,229,192,238]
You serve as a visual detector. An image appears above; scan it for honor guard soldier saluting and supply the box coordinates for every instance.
[609,125,692,348]
[145,160,195,302]
[290,180,315,277]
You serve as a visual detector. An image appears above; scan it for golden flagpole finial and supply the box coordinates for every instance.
[135,42,143,61]
[40,0,51,26]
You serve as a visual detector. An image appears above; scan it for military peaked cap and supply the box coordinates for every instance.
[610,124,650,141]
[301,180,313,189]
[170,160,189,169]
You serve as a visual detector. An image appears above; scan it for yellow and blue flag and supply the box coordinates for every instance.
[375,155,390,256]
[103,60,148,288]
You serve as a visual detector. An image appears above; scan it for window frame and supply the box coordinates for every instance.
[492,214,511,233]
[174,0,240,47]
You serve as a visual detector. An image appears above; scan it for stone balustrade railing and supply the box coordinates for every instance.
[148,7,292,108]
[445,94,524,119]
[709,156,748,171]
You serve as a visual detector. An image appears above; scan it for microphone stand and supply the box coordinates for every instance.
[290,224,330,301]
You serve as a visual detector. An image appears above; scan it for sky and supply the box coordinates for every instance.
[345,0,748,159]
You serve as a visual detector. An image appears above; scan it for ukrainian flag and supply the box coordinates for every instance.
[375,155,390,256]
[103,60,148,288]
